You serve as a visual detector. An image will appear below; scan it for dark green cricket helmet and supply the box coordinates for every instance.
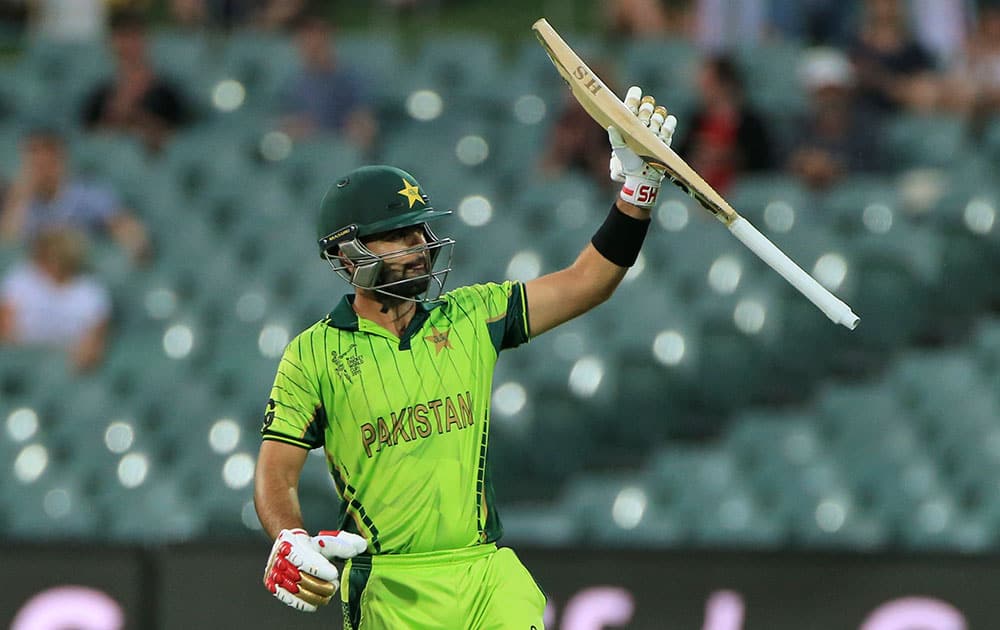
[317,165,455,302]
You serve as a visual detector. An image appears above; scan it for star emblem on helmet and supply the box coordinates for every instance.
[397,179,424,208]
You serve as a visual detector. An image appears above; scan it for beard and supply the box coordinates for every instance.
[375,258,431,299]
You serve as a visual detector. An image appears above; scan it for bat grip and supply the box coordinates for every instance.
[728,218,860,330]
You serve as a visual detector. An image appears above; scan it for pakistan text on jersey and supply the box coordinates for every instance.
[360,392,474,458]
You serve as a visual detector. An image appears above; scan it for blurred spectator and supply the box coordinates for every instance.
[769,0,857,46]
[850,0,941,115]
[29,0,107,41]
[0,2,28,35]
[674,56,774,194]
[788,48,880,190]
[538,95,613,186]
[169,0,208,28]
[81,12,188,153]
[168,0,308,30]
[945,3,1000,131]
[0,129,150,263]
[909,0,971,65]
[254,0,309,30]
[696,0,767,51]
[604,0,694,38]
[0,227,111,372]
[279,14,377,152]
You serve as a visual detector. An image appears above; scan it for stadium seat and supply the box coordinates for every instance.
[896,492,985,551]
[884,114,968,171]
[100,473,207,542]
[558,474,665,542]
[973,318,1000,376]
[218,31,298,110]
[149,29,216,111]
[17,37,112,124]
[508,172,604,235]
[413,35,502,100]
[735,42,807,117]
[727,174,811,229]
[844,234,932,353]
[890,349,983,410]
[4,468,101,539]
[277,136,363,203]
[495,504,580,546]
[620,38,700,118]
[646,446,738,506]
[336,33,401,102]
[0,121,24,179]
[71,132,150,198]
[821,176,900,236]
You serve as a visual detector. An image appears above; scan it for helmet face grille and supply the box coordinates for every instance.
[324,225,455,303]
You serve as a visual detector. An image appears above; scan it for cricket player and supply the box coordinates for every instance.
[254,87,676,628]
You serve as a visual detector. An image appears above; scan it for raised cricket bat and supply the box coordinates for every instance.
[532,18,860,330]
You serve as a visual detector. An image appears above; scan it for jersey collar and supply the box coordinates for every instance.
[325,294,445,333]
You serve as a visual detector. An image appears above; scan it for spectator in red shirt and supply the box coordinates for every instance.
[674,56,774,194]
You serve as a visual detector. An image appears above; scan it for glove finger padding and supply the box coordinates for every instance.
[264,528,343,613]
[660,115,677,147]
[624,85,642,114]
[284,541,340,583]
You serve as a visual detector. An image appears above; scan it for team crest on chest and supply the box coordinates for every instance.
[331,344,364,382]
[424,325,452,354]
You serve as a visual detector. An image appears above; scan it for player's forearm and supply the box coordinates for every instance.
[254,442,311,539]
[525,243,629,336]
[0,190,29,241]
[525,200,650,335]
[615,198,651,220]
[254,475,306,540]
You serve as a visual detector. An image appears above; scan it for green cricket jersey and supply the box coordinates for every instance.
[261,281,530,555]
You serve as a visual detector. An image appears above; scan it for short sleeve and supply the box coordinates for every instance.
[261,334,327,450]
[345,69,372,107]
[1,266,22,302]
[84,184,121,224]
[451,281,530,353]
[78,277,111,327]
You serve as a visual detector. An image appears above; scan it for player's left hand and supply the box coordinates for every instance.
[263,528,368,612]
[609,86,677,209]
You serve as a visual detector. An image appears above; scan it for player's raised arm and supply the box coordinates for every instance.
[525,87,676,336]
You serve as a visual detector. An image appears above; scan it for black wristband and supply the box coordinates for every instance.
[590,203,651,267]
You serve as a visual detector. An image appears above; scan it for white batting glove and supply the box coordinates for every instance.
[609,86,677,209]
[263,528,368,612]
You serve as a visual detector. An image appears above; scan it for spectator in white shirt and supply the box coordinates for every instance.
[0,227,111,372]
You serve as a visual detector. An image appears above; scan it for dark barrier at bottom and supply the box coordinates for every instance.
[3,544,998,629]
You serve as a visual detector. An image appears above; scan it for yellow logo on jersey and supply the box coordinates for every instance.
[424,326,452,354]
[397,179,424,208]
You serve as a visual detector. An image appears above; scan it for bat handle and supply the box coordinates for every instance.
[728,218,860,330]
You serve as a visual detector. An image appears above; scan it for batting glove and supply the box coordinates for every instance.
[609,86,677,209]
[263,528,368,612]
